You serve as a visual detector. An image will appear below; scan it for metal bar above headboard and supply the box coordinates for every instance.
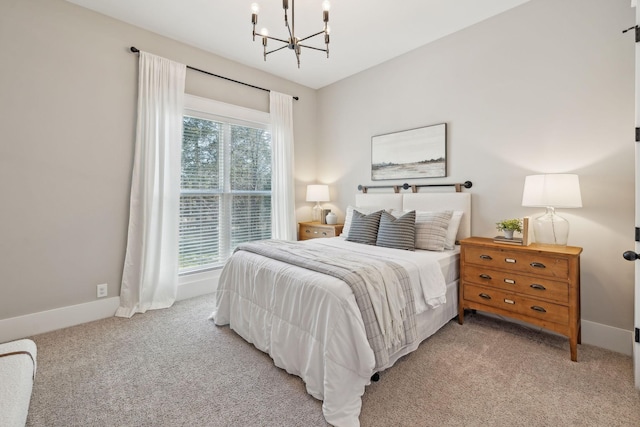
[357,181,472,194]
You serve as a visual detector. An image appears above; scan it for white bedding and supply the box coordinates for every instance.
[314,238,451,313]
[210,237,460,427]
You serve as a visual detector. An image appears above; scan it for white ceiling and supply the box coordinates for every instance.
[66,0,530,89]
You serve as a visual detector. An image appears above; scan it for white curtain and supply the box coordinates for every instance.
[270,91,297,241]
[116,52,186,318]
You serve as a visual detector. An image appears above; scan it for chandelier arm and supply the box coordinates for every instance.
[265,45,290,55]
[297,31,326,42]
[263,35,290,44]
[298,44,328,53]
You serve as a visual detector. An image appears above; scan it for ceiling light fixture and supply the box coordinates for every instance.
[251,0,330,68]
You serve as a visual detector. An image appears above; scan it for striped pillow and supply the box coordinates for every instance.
[376,210,416,251]
[345,210,383,245]
[342,206,380,238]
[415,210,453,251]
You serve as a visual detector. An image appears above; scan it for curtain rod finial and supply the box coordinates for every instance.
[130,46,140,53]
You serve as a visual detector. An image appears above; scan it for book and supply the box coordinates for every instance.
[493,235,524,245]
[522,216,531,246]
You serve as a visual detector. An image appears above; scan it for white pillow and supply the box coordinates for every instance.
[342,205,386,238]
[444,211,464,250]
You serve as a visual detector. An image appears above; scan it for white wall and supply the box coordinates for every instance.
[317,0,636,333]
[0,0,317,321]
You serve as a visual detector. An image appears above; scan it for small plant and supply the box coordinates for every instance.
[496,218,523,233]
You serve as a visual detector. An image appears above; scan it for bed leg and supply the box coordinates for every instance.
[371,372,380,382]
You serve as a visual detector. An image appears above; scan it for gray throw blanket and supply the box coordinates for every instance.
[234,239,418,370]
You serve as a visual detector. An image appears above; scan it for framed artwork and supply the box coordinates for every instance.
[371,123,447,181]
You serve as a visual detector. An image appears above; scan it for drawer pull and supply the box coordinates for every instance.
[530,284,546,290]
[305,230,310,233]
[322,232,327,236]
[503,298,515,304]
[530,262,546,269]
[531,305,547,313]
[505,258,516,263]
[479,293,492,300]
[504,279,515,284]
[479,274,492,280]
[480,254,493,260]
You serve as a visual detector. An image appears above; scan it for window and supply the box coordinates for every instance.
[179,96,271,274]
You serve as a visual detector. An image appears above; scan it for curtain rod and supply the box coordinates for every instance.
[129,46,299,101]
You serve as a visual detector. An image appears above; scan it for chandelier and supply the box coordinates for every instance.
[251,0,330,68]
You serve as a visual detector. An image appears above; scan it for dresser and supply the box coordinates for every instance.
[458,237,582,361]
[298,222,344,241]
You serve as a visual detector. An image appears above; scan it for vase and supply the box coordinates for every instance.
[326,212,337,225]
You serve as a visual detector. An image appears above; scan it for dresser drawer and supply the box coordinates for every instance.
[462,265,569,304]
[299,224,338,240]
[464,246,569,280]
[463,283,569,325]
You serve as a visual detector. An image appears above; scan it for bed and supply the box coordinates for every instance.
[210,192,471,426]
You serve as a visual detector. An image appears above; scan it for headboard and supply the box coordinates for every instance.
[354,192,472,241]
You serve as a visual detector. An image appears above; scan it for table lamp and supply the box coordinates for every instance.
[521,174,582,246]
[306,184,330,222]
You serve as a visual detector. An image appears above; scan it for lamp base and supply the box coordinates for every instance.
[312,203,323,222]
[532,207,569,246]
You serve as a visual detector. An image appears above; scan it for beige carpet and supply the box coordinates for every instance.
[25,294,640,426]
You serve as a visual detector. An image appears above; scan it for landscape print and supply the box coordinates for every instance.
[371,123,446,180]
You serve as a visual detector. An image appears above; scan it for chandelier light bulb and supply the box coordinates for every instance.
[325,24,331,34]
[251,3,260,14]
[322,0,330,11]
[260,27,269,37]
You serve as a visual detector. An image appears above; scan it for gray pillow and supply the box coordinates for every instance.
[415,210,453,251]
[346,210,383,245]
[376,210,416,251]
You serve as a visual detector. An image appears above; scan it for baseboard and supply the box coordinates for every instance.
[581,319,633,356]
[0,272,221,344]
[176,269,221,301]
[0,297,121,344]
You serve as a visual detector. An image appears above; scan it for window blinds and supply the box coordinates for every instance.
[179,115,271,273]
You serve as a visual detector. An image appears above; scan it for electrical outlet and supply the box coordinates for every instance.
[97,283,108,298]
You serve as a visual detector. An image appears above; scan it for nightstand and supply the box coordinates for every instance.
[298,222,344,241]
[458,237,582,361]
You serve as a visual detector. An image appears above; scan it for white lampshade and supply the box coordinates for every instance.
[521,174,582,246]
[306,184,330,202]
[521,174,582,208]
[306,184,329,223]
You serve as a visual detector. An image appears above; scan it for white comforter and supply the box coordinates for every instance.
[210,238,449,427]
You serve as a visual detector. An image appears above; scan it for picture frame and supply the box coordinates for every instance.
[371,123,447,181]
